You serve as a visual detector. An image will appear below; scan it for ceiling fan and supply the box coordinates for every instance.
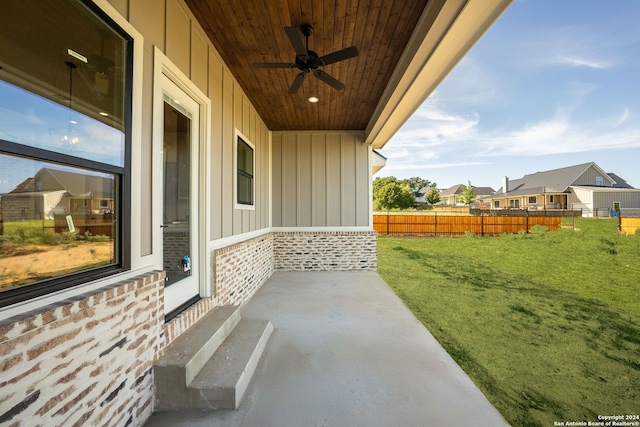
[252,24,359,94]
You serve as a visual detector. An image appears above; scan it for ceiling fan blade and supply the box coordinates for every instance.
[313,70,345,91]
[289,72,307,94]
[252,62,295,68]
[284,26,308,58]
[315,46,359,67]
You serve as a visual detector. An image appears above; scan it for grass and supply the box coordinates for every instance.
[377,218,640,426]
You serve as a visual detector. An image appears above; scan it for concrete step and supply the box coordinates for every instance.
[154,305,241,410]
[189,319,273,409]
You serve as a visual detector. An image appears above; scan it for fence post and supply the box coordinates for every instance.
[526,209,529,232]
[434,210,438,237]
[386,211,390,235]
[481,213,484,236]
[618,210,622,234]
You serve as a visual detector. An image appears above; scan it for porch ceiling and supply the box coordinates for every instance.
[185,0,512,145]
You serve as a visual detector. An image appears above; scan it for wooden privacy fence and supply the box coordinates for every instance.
[620,217,640,235]
[373,212,565,237]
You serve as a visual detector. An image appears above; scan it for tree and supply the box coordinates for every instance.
[425,186,441,205]
[373,181,415,211]
[373,176,399,194]
[457,185,476,205]
[406,177,432,193]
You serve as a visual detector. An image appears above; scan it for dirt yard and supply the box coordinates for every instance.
[0,242,113,290]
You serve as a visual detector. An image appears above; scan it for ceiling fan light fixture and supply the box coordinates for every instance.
[253,25,359,94]
[308,96,319,103]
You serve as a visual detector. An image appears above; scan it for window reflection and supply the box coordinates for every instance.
[0,0,127,166]
[0,154,116,292]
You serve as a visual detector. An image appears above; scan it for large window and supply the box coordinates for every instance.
[235,134,255,207]
[0,0,132,305]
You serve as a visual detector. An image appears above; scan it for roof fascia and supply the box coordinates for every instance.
[365,0,513,148]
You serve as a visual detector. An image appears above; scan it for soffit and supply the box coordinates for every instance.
[184,0,430,131]
[184,0,513,145]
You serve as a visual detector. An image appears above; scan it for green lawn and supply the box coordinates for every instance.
[377,218,640,427]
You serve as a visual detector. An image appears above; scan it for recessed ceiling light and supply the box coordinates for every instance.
[99,112,109,117]
[308,96,319,103]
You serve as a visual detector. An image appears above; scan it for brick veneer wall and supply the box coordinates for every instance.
[0,230,377,426]
[0,271,164,427]
[273,231,378,271]
[213,234,274,306]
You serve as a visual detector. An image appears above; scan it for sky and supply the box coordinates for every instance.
[377,0,640,191]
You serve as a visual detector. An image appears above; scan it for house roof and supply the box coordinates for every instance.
[471,186,496,196]
[496,162,617,195]
[571,186,640,193]
[7,168,114,199]
[437,184,495,197]
[607,173,635,189]
[184,0,513,147]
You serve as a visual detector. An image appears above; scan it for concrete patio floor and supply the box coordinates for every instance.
[145,271,509,427]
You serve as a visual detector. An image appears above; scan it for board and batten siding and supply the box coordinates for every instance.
[573,165,613,187]
[570,187,640,210]
[107,0,270,246]
[592,191,640,209]
[272,132,371,228]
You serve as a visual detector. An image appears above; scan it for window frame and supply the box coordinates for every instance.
[596,176,604,186]
[233,129,255,210]
[0,0,134,308]
[528,196,537,204]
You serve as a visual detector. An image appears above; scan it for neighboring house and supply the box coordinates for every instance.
[0,168,114,221]
[434,182,495,206]
[490,162,640,216]
[0,1,512,425]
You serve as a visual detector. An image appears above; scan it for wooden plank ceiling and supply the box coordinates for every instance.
[185,0,429,131]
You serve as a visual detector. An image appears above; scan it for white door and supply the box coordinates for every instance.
[161,74,200,314]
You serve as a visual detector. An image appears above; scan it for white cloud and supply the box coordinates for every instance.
[382,99,640,172]
[557,55,612,69]
[615,107,630,127]
[478,109,640,157]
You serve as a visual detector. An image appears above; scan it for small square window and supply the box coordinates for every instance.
[494,200,500,208]
[596,176,603,186]
[528,196,537,204]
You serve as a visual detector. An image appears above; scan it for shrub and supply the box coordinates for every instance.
[529,225,548,236]
[41,232,64,245]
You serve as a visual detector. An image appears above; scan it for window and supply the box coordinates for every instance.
[549,195,554,203]
[509,199,520,208]
[596,176,603,186]
[235,133,255,207]
[494,201,500,208]
[528,196,537,204]
[0,0,132,306]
